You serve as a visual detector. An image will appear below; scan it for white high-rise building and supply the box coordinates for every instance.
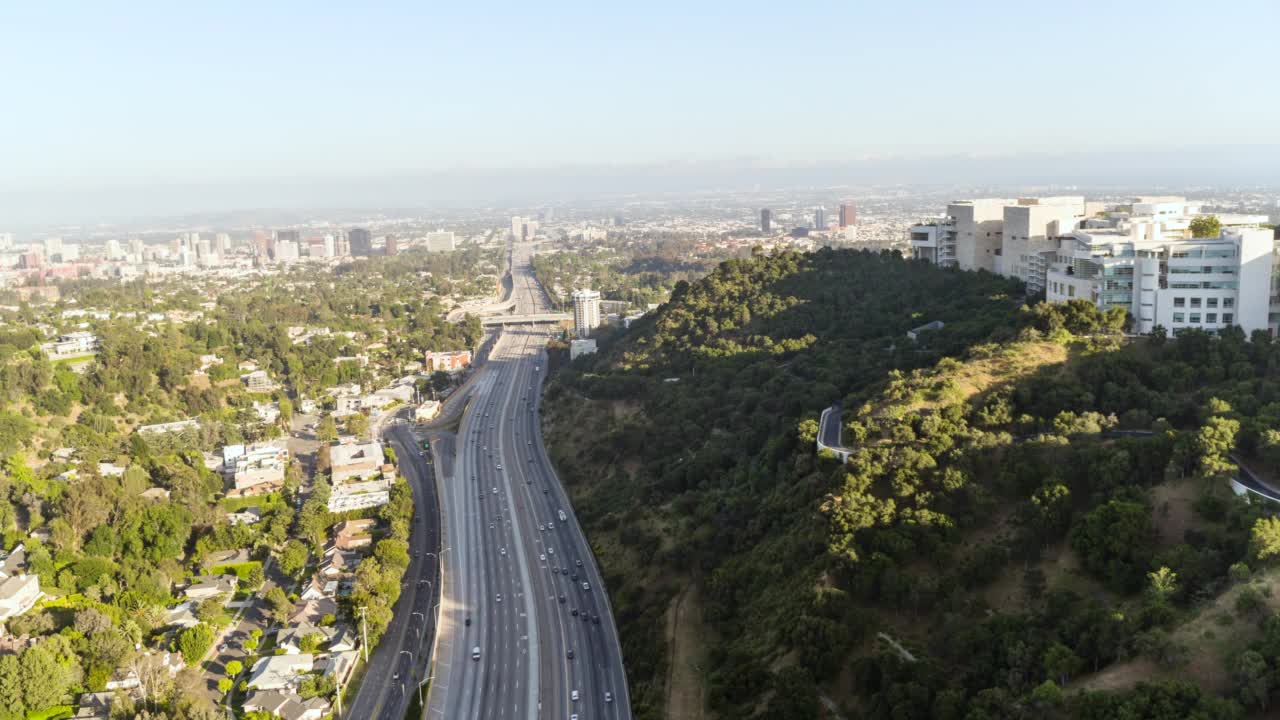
[0,233,13,251]
[274,240,300,263]
[571,288,601,338]
[322,234,336,257]
[106,239,123,261]
[510,216,524,240]
[215,233,231,255]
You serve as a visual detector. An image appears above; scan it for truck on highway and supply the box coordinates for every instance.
[472,646,481,661]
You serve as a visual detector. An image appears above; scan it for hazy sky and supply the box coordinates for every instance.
[4,0,1279,190]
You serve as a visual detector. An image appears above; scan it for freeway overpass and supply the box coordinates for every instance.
[479,312,569,326]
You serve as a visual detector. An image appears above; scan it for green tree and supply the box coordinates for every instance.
[225,659,243,678]
[1230,649,1269,710]
[264,586,292,626]
[1043,642,1083,686]
[1148,566,1178,600]
[1189,215,1222,239]
[1070,498,1155,592]
[217,677,233,694]
[1030,679,1063,708]
[19,642,78,711]
[278,539,309,578]
[316,416,338,443]
[1252,516,1280,560]
[0,654,25,718]
[176,623,215,664]
[346,413,369,439]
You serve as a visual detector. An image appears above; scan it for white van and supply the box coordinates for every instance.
[472,646,481,661]
[558,510,568,522]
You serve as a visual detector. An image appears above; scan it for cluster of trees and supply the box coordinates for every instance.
[347,477,416,646]
[530,234,723,310]
[544,247,1280,718]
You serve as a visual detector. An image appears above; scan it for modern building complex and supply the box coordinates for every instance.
[760,208,772,234]
[571,288,601,338]
[910,196,1278,337]
[813,206,826,231]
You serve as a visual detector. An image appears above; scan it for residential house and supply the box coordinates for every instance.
[288,598,339,626]
[140,487,170,501]
[299,576,338,602]
[241,370,275,392]
[165,602,201,629]
[333,519,377,550]
[316,650,359,687]
[0,574,40,621]
[226,508,262,526]
[41,331,98,358]
[224,441,288,497]
[243,690,330,720]
[183,575,237,602]
[246,653,314,691]
[276,622,327,654]
[333,396,363,417]
[329,441,386,484]
[72,691,119,720]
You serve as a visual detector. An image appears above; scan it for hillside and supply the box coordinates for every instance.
[543,248,1280,720]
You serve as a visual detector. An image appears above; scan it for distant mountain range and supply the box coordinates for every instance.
[3,145,1278,230]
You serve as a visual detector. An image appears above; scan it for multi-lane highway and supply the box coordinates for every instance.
[427,242,631,720]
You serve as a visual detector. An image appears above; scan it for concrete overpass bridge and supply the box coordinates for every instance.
[480,313,569,327]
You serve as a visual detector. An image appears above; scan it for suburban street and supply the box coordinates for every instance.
[426,243,631,720]
[345,422,443,720]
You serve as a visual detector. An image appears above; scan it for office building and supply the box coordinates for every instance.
[0,233,13,251]
[510,216,525,240]
[348,228,372,257]
[384,235,399,256]
[322,234,336,257]
[839,203,857,229]
[214,233,230,255]
[572,288,601,338]
[814,207,826,231]
[760,208,772,233]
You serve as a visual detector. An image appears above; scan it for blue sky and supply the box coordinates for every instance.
[2,0,1278,190]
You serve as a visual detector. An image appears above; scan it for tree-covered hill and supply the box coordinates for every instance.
[543,248,1280,720]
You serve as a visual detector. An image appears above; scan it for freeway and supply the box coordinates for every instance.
[427,242,631,720]
[346,423,442,720]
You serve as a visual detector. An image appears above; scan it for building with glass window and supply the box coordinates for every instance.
[1045,224,1274,336]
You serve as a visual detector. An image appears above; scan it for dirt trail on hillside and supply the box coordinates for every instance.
[665,586,711,720]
